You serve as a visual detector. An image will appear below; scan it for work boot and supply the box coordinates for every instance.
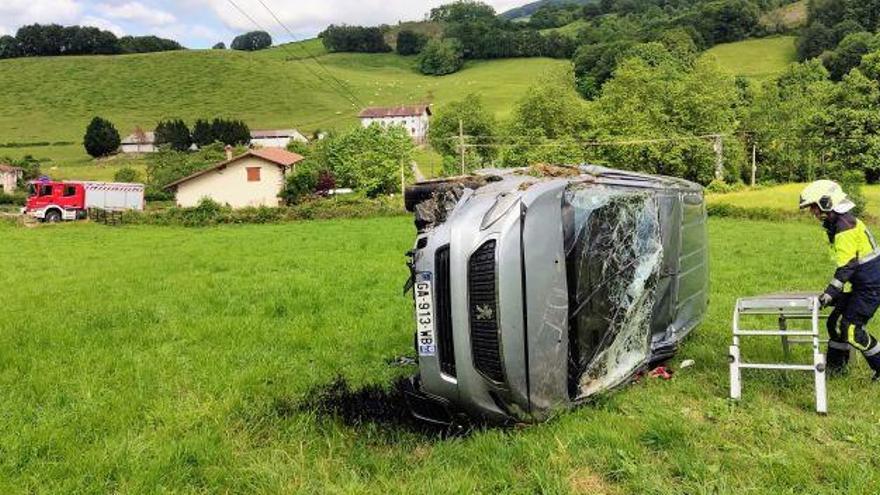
[826,344,851,375]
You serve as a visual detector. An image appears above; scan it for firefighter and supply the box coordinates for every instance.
[800,180,880,380]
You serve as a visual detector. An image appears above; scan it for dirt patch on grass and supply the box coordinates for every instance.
[299,376,472,439]
[569,467,620,495]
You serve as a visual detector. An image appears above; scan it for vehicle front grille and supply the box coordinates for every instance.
[435,245,455,376]
[468,240,504,383]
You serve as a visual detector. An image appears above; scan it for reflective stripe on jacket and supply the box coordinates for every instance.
[824,213,880,296]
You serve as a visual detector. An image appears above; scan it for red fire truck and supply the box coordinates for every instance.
[23,179,145,222]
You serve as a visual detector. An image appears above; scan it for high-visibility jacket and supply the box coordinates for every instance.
[823,213,880,298]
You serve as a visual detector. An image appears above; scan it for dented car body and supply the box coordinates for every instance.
[403,165,709,425]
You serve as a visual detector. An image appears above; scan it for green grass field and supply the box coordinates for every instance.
[2,216,880,493]
[0,43,567,169]
[709,183,880,219]
[702,36,797,80]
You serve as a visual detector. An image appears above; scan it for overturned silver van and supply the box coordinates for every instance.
[402,165,709,425]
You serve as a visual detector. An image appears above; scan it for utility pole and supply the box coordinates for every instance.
[751,143,757,187]
[713,134,724,181]
[401,162,406,195]
[458,119,466,175]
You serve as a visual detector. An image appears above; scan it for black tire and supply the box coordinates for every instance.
[45,210,62,223]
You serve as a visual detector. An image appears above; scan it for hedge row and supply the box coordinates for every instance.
[104,196,408,227]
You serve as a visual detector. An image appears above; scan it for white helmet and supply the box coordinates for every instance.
[799,180,855,214]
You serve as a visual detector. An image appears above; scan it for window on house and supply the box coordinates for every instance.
[63,185,77,197]
[246,167,261,182]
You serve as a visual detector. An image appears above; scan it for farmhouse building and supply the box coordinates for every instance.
[165,147,304,208]
[358,105,431,143]
[0,164,23,193]
[250,129,309,148]
[121,130,157,154]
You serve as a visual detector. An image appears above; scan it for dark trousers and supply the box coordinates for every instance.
[827,291,880,372]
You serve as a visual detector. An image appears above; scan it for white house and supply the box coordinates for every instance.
[250,129,309,148]
[121,130,157,154]
[358,105,432,143]
[0,164,23,193]
[165,147,304,208]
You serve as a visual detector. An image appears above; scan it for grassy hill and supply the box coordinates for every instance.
[0,40,567,171]
[702,36,797,80]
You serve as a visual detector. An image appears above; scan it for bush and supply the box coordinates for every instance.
[232,31,272,51]
[113,167,142,183]
[212,42,226,50]
[83,116,121,158]
[286,140,311,157]
[0,190,27,206]
[119,36,183,53]
[113,195,406,227]
[396,30,429,55]
[154,119,192,152]
[280,164,319,205]
[418,39,464,76]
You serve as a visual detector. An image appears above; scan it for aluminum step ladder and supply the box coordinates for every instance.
[730,293,829,414]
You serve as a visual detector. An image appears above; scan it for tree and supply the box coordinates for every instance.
[573,41,635,99]
[84,116,121,158]
[418,39,464,76]
[310,125,414,196]
[429,94,497,163]
[154,119,193,152]
[212,42,226,50]
[114,167,142,183]
[231,31,272,51]
[192,119,214,147]
[818,69,880,182]
[119,36,183,53]
[823,32,880,80]
[0,35,19,59]
[589,57,742,184]
[320,25,391,53]
[210,118,251,146]
[429,1,496,23]
[743,60,833,182]
[797,22,834,61]
[396,30,428,55]
[693,0,760,46]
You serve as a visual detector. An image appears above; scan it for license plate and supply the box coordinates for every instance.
[415,273,435,356]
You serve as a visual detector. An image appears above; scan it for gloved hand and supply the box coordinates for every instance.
[819,292,834,308]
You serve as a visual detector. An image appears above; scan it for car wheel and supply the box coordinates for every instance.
[45,210,62,223]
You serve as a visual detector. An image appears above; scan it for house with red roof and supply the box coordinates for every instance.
[165,147,304,208]
[358,104,432,143]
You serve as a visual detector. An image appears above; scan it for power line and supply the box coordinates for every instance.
[224,0,363,110]
[252,0,366,109]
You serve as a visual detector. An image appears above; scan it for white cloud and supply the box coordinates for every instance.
[98,2,176,26]
[201,0,527,40]
[81,15,126,36]
[0,0,83,35]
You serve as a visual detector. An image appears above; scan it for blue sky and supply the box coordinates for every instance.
[0,0,525,49]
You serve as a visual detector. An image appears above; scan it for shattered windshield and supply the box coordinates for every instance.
[563,184,664,400]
